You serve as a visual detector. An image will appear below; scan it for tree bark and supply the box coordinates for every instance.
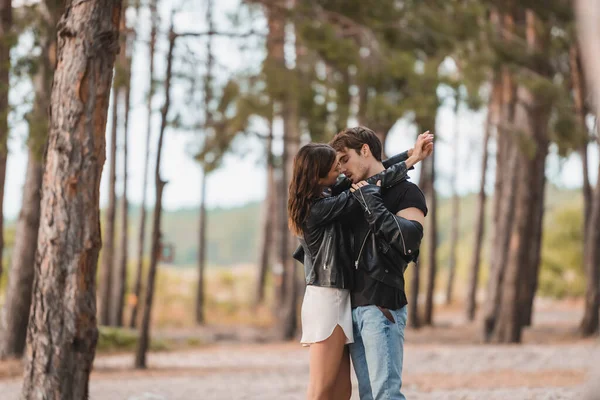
[0,0,61,359]
[445,98,460,305]
[0,155,42,359]
[195,170,207,324]
[423,145,437,326]
[493,10,550,343]
[570,46,592,226]
[135,22,174,369]
[195,0,214,325]
[255,116,275,306]
[409,260,421,328]
[575,0,600,336]
[466,79,499,321]
[0,0,11,284]
[99,87,119,326]
[20,1,122,398]
[483,18,517,339]
[110,2,131,328]
[129,0,157,329]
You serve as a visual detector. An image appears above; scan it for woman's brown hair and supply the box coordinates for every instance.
[288,143,337,236]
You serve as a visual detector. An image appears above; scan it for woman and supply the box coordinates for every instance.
[288,134,432,400]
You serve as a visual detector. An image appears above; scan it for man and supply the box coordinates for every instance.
[330,126,430,400]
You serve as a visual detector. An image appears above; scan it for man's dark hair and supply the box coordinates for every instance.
[329,126,383,162]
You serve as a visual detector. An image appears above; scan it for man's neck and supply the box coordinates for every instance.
[366,161,385,179]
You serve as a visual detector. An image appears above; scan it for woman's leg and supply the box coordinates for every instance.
[307,325,347,400]
[332,345,352,400]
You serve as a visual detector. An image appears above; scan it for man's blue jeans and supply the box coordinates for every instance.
[349,305,408,400]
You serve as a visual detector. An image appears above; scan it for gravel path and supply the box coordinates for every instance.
[0,341,595,399]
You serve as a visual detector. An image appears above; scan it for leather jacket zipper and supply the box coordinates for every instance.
[324,234,332,269]
[355,229,371,269]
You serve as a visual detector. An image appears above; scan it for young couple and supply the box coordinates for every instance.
[288,126,433,400]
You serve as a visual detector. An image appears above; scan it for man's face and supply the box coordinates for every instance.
[337,146,369,183]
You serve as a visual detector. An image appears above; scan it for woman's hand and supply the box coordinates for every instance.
[350,180,381,193]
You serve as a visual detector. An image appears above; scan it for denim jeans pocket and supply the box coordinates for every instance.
[377,306,396,324]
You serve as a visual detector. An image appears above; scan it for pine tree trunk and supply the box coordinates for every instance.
[0,0,11,284]
[409,260,421,328]
[264,2,291,337]
[129,0,157,329]
[20,2,122,397]
[255,118,275,306]
[466,79,499,321]
[493,10,549,343]
[111,4,131,328]
[483,57,517,341]
[0,0,60,359]
[279,95,300,340]
[196,171,207,324]
[580,157,600,336]
[575,0,600,336]
[423,147,437,326]
[0,155,42,359]
[99,88,119,326]
[445,100,460,305]
[570,46,592,226]
[195,0,213,325]
[135,22,174,369]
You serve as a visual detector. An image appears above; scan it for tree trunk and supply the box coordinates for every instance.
[569,44,598,335]
[570,46,592,226]
[195,170,207,324]
[255,116,275,306]
[580,157,600,336]
[278,94,300,340]
[111,3,132,328]
[0,0,60,359]
[135,22,174,369]
[410,123,433,329]
[409,260,421,328]
[129,0,157,329]
[466,79,499,321]
[575,0,600,336]
[483,34,517,340]
[20,2,122,397]
[99,88,119,326]
[445,98,460,305]
[493,10,550,343]
[0,155,42,359]
[0,0,11,284]
[423,146,437,326]
[195,0,213,325]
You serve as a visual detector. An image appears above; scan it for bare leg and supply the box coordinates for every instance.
[307,325,347,400]
[332,345,352,400]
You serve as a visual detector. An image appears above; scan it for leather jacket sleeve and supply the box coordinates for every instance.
[308,160,411,228]
[331,150,411,196]
[352,185,424,257]
[383,150,410,168]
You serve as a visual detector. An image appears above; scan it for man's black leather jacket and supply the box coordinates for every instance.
[350,183,424,289]
[293,151,411,288]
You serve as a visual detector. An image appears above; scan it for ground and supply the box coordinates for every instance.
[0,299,597,399]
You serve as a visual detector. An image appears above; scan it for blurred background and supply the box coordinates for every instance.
[1,0,600,399]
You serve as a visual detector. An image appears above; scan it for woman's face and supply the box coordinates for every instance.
[318,157,341,187]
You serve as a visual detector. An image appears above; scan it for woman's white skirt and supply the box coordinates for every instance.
[300,285,354,346]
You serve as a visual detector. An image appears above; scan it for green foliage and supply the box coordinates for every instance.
[539,203,585,298]
[97,327,170,353]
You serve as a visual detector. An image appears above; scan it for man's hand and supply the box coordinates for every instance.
[405,131,434,168]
